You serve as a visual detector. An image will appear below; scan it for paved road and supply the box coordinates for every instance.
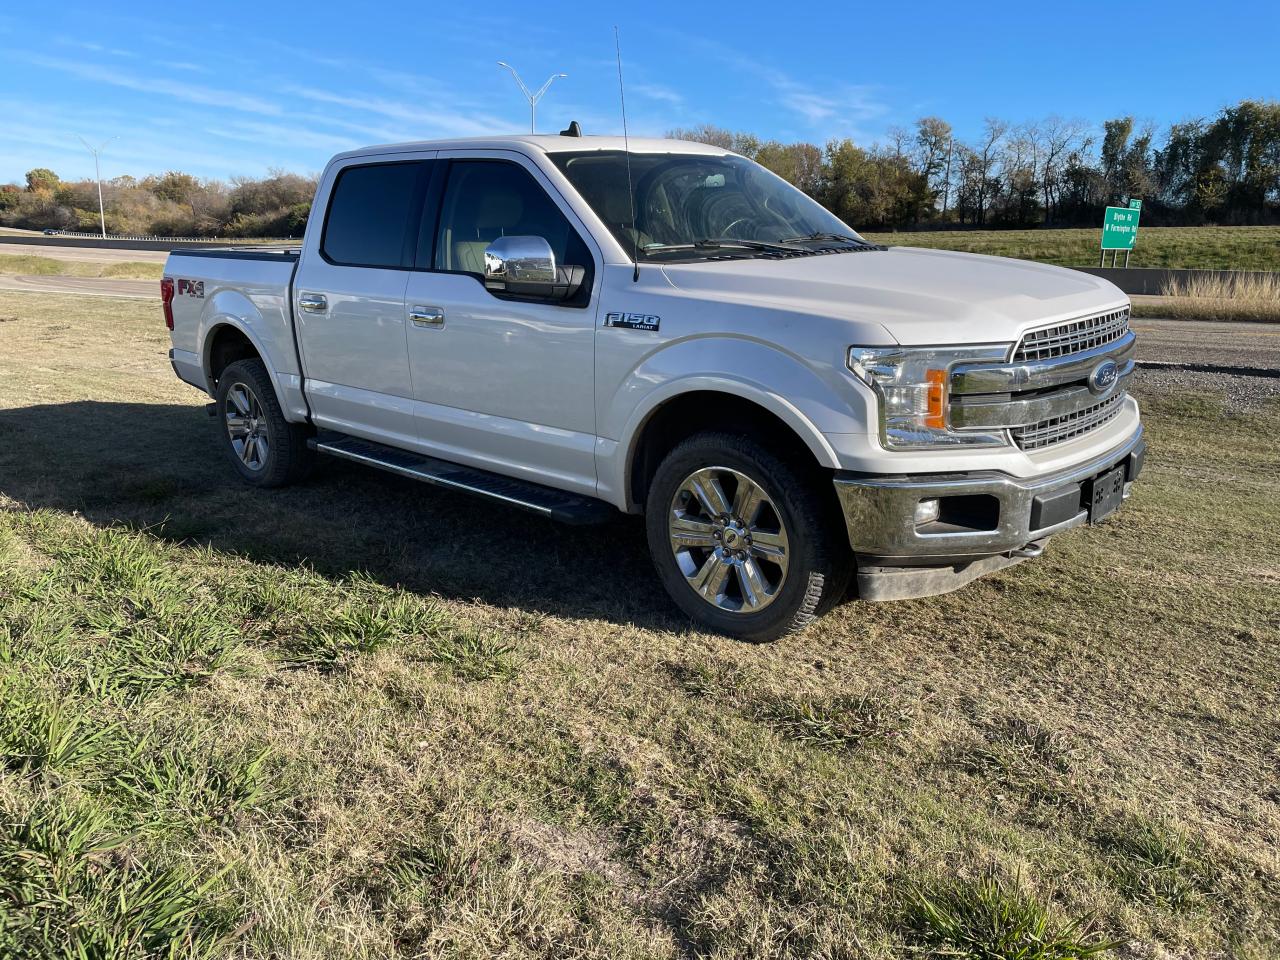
[0,273,157,299]
[0,241,165,299]
[1132,318,1280,371]
[0,243,169,265]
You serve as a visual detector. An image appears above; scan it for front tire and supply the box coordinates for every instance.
[215,358,312,488]
[645,431,851,642]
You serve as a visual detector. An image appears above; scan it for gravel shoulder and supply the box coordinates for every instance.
[1133,318,1280,371]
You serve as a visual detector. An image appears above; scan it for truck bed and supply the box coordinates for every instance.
[168,247,300,262]
[165,247,304,411]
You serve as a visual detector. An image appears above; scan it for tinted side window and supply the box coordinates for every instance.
[322,162,423,268]
[434,160,589,274]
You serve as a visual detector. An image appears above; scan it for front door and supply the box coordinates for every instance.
[402,155,599,494]
[294,157,430,449]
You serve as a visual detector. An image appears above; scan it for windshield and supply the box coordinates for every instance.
[549,150,868,261]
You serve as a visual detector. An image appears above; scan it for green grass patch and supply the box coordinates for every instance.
[949,716,1078,808]
[756,691,909,750]
[907,870,1119,959]
[862,225,1280,270]
[1091,815,1216,912]
[0,253,162,279]
[0,797,234,957]
[115,739,277,828]
[0,681,119,775]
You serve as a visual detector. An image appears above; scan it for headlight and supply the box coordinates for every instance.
[847,345,1011,449]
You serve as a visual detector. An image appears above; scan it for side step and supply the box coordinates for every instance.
[308,433,615,525]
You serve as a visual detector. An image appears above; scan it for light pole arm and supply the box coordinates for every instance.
[497,61,533,101]
[532,73,567,104]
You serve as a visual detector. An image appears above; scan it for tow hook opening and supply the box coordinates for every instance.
[1008,541,1045,560]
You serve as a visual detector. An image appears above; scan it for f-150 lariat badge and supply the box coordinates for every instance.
[604,312,660,331]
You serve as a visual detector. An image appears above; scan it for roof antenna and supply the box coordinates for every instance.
[614,26,640,283]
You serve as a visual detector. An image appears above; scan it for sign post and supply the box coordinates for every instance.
[1100,205,1140,267]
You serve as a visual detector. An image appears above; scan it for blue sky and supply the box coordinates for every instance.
[1,0,1276,183]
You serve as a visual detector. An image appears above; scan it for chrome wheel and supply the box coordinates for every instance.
[668,466,790,614]
[224,381,269,472]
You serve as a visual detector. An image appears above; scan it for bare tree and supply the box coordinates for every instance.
[913,117,953,219]
[1034,117,1092,222]
[971,118,1008,225]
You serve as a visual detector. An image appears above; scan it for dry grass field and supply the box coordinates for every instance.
[0,292,1278,958]
[1138,273,1280,323]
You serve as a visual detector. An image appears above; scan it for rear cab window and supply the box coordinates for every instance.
[321,162,428,268]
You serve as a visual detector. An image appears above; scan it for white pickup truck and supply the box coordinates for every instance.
[164,133,1143,640]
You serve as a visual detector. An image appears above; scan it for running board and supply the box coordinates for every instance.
[308,434,615,525]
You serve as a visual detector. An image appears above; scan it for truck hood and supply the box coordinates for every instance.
[659,246,1127,345]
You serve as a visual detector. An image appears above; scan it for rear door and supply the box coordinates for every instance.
[401,152,601,495]
[293,153,434,448]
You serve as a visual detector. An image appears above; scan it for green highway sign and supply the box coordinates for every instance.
[1128,198,1142,211]
[1101,206,1140,250]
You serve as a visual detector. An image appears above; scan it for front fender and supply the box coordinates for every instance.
[603,335,876,507]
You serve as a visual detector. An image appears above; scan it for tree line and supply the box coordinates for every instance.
[0,168,315,238]
[671,98,1280,230]
[2,98,1275,237]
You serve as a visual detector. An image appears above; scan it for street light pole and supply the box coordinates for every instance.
[496,62,567,134]
[77,135,116,238]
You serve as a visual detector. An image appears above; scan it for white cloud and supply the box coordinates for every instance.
[632,82,684,106]
[56,37,138,58]
[673,33,895,140]
[158,60,208,74]
[20,53,284,116]
[205,119,359,154]
[282,84,509,138]
[772,78,890,129]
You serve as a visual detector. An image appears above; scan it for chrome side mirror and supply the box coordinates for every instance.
[483,235,585,302]
[484,235,556,286]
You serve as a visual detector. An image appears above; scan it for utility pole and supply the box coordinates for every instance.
[77,135,116,238]
[496,62,567,134]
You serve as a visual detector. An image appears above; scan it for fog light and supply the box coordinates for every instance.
[914,498,941,525]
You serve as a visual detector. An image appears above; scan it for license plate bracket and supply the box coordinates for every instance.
[1089,464,1126,523]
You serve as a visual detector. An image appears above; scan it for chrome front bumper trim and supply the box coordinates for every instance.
[949,361,1134,429]
[949,331,1136,395]
[833,424,1145,559]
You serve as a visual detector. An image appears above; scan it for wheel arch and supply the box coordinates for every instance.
[623,385,840,512]
[200,317,292,416]
[205,323,262,385]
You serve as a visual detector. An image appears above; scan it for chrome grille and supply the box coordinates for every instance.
[1014,308,1130,363]
[1011,392,1125,451]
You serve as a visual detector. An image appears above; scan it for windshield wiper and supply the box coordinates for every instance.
[779,232,869,246]
[645,238,806,255]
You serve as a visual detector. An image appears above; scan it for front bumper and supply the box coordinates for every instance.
[833,425,1145,597]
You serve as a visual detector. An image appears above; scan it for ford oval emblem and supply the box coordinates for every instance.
[1089,359,1119,394]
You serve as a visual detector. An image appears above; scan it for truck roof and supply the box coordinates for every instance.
[329,134,732,164]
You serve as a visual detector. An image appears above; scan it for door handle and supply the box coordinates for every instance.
[409,305,445,328]
[299,293,327,314]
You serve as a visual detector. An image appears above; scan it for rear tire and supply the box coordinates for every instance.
[644,431,851,642]
[214,358,312,488]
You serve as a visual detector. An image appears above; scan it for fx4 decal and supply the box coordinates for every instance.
[604,311,660,332]
[177,279,205,298]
